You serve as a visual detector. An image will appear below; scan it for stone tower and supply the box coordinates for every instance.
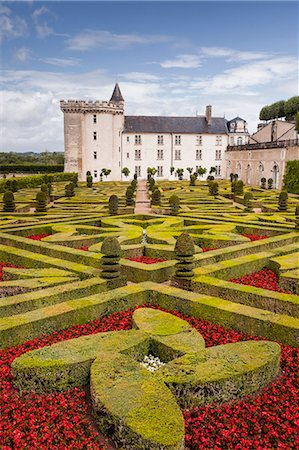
[60,83,124,181]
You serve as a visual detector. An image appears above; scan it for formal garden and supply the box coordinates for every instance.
[0,171,298,449]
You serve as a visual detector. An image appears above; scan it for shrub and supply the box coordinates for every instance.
[126,187,134,206]
[209,181,218,197]
[169,195,180,215]
[267,178,273,190]
[174,232,195,279]
[87,175,93,188]
[109,195,119,215]
[190,174,196,186]
[122,167,130,178]
[11,178,18,192]
[35,191,47,213]
[148,177,155,191]
[65,182,75,197]
[231,181,236,193]
[244,192,253,212]
[283,160,299,194]
[0,173,76,194]
[101,237,121,279]
[176,168,184,180]
[151,187,161,205]
[261,177,266,189]
[278,191,288,211]
[41,184,49,196]
[131,178,137,191]
[295,205,299,230]
[235,180,244,196]
[3,191,15,212]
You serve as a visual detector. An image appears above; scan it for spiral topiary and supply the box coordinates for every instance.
[87,175,93,188]
[101,237,121,279]
[126,186,134,206]
[235,180,244,196]
[244,192,253,212]
[3,191,15,212]
[35,191,47,213]
[278,191,288,211]
[151,187,161,205]
[174,232,195,279]
[109,195,119,215]
[169,195,180,215]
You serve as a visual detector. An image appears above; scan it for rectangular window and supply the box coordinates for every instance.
[135,165,141,177]
[157,166,163,177]
[174,149,181,160]
[127,136,130,142]
[175,135,181,145]
[135,149,141,160]
[157,149,164,160]
[215,165,221,176]
[157,135,164,145]
[135,135,141,145]
[93,151,97,160]
[230,137,234,145]
[93,132,97,141]
[126,152,129,158]
[215,149,222,160]
[93,115,97,124]
[216,135,222,145]
[94,170,97,178]
[196,135,202,145]
[196,149,202,160]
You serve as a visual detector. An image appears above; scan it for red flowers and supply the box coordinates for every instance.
[202,247,217,252]
[241,233,268,241]
[0,307,298,449]
[0,262,20,282]
[126,256,166,264]
[229,267,291,294]
[79,246,89,251]
[27,233,51,240]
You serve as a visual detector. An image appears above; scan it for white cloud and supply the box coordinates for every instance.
[15,47,30,63]
[201,46,272,62]
[120,72,160,82]
[67,30,173,51]
[32,5,67,39]
[0,6,27,41]
[41,57,80,67]
[160,54,202,69]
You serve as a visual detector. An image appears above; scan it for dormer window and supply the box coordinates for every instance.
[230,123,235,132]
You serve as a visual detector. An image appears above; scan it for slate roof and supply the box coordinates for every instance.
[124,116,228,134]
[227,116,246,124]
[109,83,124,103]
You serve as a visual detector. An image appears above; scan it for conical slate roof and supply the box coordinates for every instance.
[109,83,124,103]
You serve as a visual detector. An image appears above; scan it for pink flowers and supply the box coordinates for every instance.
[126,256,166,264]
[229,267,291,293]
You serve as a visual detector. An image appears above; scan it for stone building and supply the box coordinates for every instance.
[226,119,299,189]
[60,84,248,181]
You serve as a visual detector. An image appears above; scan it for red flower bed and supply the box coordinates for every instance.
[79,246,89,251]
[126,256,166,264]
[229,267,291,294]
[27,233,51,241]
[0,262,20,282]
[0,307,298,449]
[241,233,268,241]
[202,247,217,252]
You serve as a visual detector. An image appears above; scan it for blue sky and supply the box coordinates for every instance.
[1,1,298,152]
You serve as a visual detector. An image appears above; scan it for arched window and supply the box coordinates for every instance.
[237,162,241,177]
[237,137,242,145]
[230,122,235,132]
[272,164,279,189]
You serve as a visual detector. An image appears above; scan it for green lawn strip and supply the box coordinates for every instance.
[192,275,299,317]
[0,277,107,317]
[269,251,299,273]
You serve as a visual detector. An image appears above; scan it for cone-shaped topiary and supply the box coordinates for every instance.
[174,232,195,279]
[11,178,18,193]
[87,175,93,188]
[231,181,236,193]
[35,191,47,213]
[65,182,75,197]
[151,187,161,205]
[148,177,155,191]
[190,174,196,186]
[169,195,180,215]
[131,179,137,192]
[278,191,288,211]
[41,184,48,195]
[101,237,121,279]
[3,191,15,212]
[126,186,134,206]
[109,195,119,215]
[244,192,253,212]
[235,180,244,196]
[5,180,12,191]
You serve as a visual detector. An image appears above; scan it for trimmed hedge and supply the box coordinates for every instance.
[283,160,299,194]
[0,172,77,193]
[0,164,64,174]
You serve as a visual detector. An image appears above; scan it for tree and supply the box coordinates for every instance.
[87,175,93,188]
[122,167,130,178]
[283,160,299,194]
[285,96,299,120]
[169,195,180,215]
[260,177,267,189]
[170,167,175,176]
[109,195,119,215]
[35,191,47,213]
[176,168,184,180]
[101,168,111,179]
[271,100,285,118]
[196,166,207,178]
[101,237,121,280]
[259,105,271,121]
[174,232,195,279]
[3,191,15,212]
[209,166,216,175]
[187,167,193,177]
[278,191,288,211]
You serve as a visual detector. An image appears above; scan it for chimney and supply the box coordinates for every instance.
[206,105,212,125]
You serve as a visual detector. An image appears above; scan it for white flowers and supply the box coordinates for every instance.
[140,354,165,372]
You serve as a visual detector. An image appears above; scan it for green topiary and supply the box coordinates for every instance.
[126,186,134,206]
[169,195,180,215]
[11,178,18,193]
[65,182,75,197]
[231,181,236,193]
[174,232,195,279]
[244,192,253,212]
[40,184,49,198]
[267,178,273,190]
[35,191,47,213]
[87,175,93,188]
[260,177,266,189]
[235,180,244,196]
[109,195,119,215]
[148,177,155,191]
[278,191,288,211]
[190,174,196,186]
[210,181,219,197]
[3,191,15,212]
[295,205,299,230]
[101,237,121,279]
[151,187,161,205]
[131,178,137,191]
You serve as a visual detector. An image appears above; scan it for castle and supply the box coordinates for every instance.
[60,84,248,182]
